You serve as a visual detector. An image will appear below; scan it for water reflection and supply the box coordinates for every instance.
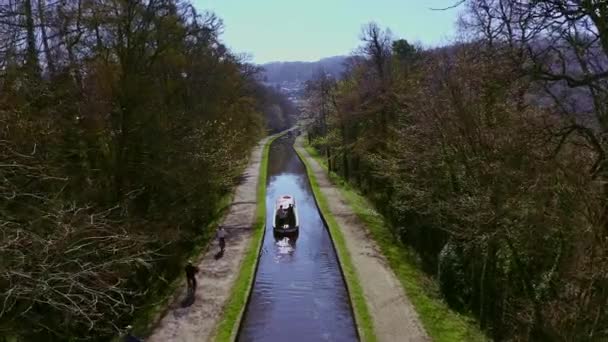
[273,231,298,245]
[237,135,358,342]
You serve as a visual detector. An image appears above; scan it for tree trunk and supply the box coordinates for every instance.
[479,242,497,330]
[341,123,349,181]
[342,151,349,181]
[353,155,361,187]
[37,0,55,75]
[24,0,40,78]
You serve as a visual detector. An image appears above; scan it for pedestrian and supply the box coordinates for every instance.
[217,226,227,253]
[185,260,199,294]
[277,205,287,226]
[123,325,142,342]
[287,204,295,226]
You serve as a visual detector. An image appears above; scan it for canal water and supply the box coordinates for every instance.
[237,134,358,342]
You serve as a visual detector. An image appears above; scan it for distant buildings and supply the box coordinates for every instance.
[262,80,307,104]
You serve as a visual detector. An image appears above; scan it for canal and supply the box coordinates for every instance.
[237,134,358,341]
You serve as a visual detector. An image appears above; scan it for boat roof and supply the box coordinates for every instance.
[276,195,295,207]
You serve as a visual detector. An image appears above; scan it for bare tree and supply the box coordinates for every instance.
[23,0,39,77]
[462,0,608,177]
[359,22,392,81]
[306,68,337,170]
[37,0,55,75]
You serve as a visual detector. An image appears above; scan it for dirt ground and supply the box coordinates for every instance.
[147,135,271,342]
[295,137,430,342]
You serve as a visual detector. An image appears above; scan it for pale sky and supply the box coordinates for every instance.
[193,0,464,64]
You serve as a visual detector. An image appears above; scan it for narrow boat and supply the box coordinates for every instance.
[272,195,299,234]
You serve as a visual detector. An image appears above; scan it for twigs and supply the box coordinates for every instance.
[430,0,467,11]
[0,212,163,336]
[0,123,164,337]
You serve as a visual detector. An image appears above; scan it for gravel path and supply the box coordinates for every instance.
[295,137,430,342]
[147,135,271,342]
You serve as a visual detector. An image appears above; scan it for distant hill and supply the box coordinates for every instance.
[260,56,349,83]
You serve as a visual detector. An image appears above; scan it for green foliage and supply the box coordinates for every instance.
[0,1,282,340]
[255,85,297,133]
[304,144,486,342]
[304,19,608,340]
[392,39,418,62]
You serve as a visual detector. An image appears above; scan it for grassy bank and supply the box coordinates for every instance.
[294,144,377,342]
[303,143,486,342]
[213,133,283,341]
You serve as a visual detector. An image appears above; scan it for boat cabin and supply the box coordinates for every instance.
[273,195,299,233]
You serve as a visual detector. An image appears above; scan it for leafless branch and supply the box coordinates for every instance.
[430,0,466,11]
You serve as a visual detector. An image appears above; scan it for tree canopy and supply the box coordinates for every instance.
[0,0,292,340]
[306,9,608,339]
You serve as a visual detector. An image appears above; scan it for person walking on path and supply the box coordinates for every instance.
[123,325,143,342]
[217,226,227,253]
[185,260,199,294]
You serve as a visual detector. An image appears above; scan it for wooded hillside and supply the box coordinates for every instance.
[0,0,291,340]
[305,1,608,340]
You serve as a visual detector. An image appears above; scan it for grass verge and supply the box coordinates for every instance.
[302,143,487,342]
[213,132,283,342]
[294,144,377,342]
